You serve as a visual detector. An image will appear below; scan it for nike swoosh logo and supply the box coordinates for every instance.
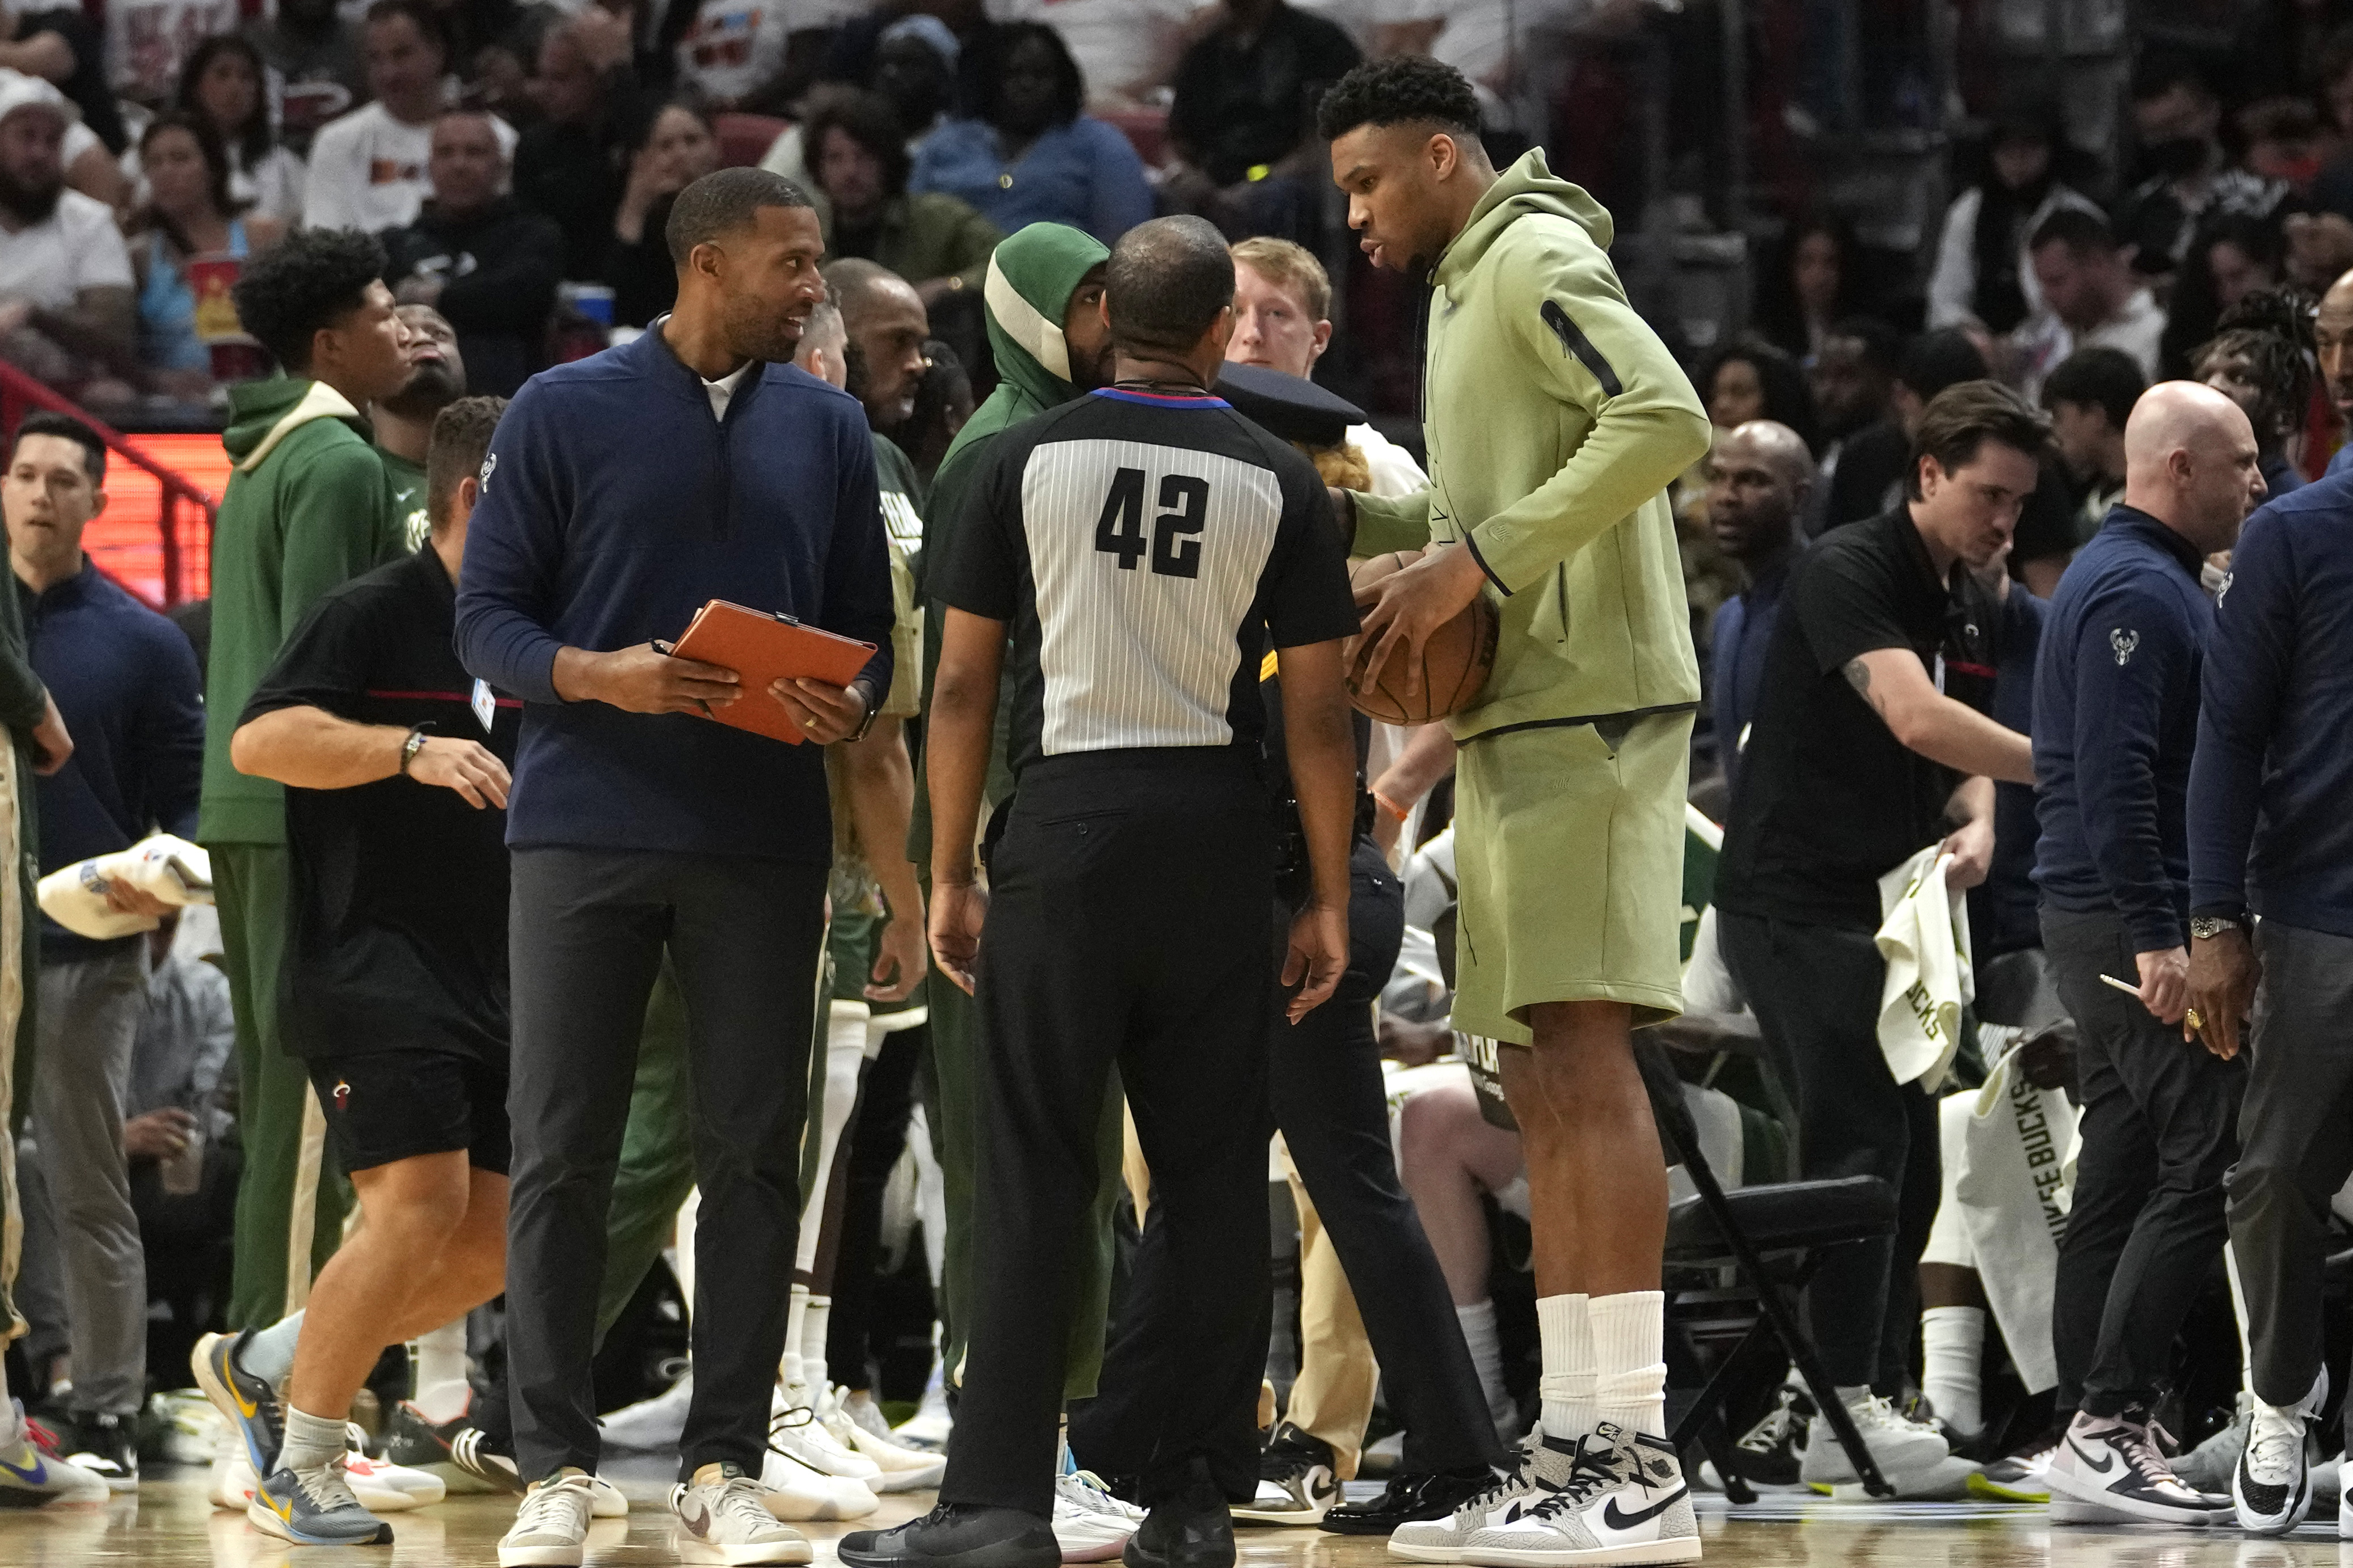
[0,1448,48,1485]
[2070,1442,2117,1476]
[395,488,416,501]
[680,1499,711,1537]
[1603,1487,1690,1531]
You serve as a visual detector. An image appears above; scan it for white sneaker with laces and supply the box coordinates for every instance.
[817,1385,944,1491]
[1461,1425,1700,1567]
[2234,1373,2325,1535]
[1391,1434,1558,1563]
[500,1469,596,1567]
[598,1372,694,1453]
[757,1446,879,1520]
[0,1406,109,1506]
[767,1389,883,1483]
[892,1360,952,1452]
[341,1423,446,1508]
[1797,1392,1947,1486]
[1053,1470,1144,1562]
[674,1462,815,1565]
[2047,1408,2227,1526]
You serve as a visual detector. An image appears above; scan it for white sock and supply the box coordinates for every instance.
[1457,1300,1516,1437]
[1536,1292,1594,1440]
[411,1317,471,1423]
[239,1311,306,1389]
[1588,1290,1666,1438]
[803,1296,832,1384]
[0,1356,18,1445]
[1920,1305,1985,1435]
[781,1283,811,1394]
[276,1404,347,1475]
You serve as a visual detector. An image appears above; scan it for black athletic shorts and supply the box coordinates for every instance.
[308,1051,512,1176]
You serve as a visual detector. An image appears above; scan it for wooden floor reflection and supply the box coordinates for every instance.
[6,1474,2353,1567]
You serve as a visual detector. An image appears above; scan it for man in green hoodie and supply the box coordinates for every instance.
[909,222,1120,1474]
[202,229,414,1332]
[1318,59,1710,1567]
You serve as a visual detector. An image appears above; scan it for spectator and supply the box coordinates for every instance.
[2239,96,2330,200]
[1927,104,2102,337]
[374,303,466,551]
[158,37,307,226]
[2036,384,2263,1525]
[2157,212,2285,381]
[513,7,641,283]
[1754,213,1866,363]
[8,409,205,1491]
[1698,337,1819,454]
[2309,24,2353,218]
[104,0,237,109]
[0,76,134,401]
[2195,291,2316,502]
[2013,209,2166,401]
[1703,421,1814,802]
[1164,0,1361,243]
[1820,327,1990,529]
[126,112,282,403]
[1811,316,1899,453]
[2317,267,2353,477]
[304,0,517,235]
[601,96,718,328]
[765,18,963,197]
[241,0,365,153]
[671,0,841,112]
[2113,52,2285,286]
[992,0,1208,112]
[382,108,562,398]
[807,90,998,307]
[2039,346,2144,568]
[908,23,1152,251]
[0,3,121,154]
[1713,382,2041,1486]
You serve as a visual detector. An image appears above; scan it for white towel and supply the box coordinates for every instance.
[37,834,214,940]
[1951,1034,2080,1393]
[1873,846,1974,1092]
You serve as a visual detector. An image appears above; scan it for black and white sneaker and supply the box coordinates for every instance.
[53,1411,137,1493]
[1728,1389,1806,1490]
[2234,1373,2326,1536]
[2044,1408,2226,1525]
[1233,1424,1340,1526]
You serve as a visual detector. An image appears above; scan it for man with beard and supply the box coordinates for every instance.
[456,168,893,1568]
[375,303,466,552]
[0,75,131,395]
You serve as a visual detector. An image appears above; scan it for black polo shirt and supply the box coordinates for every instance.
[241,548,521,1064]
[1714,505,2004,931]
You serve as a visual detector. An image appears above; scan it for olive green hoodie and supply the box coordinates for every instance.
[199,375,403,844]
[1352,149,1711,739]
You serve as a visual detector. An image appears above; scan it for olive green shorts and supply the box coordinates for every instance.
[1451,709,1695,1045]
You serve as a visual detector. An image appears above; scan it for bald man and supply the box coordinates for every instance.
[2318,269,2353,478]
[826,258,933,432]
[2035,381,2262,1526]
[1703,422,1814,798]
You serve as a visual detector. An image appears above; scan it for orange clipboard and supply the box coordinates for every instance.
[663,599,877,746]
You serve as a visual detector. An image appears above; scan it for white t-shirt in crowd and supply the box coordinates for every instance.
[676,0,863,103]
[301,100,515,233]
[1379,0,1588,87]
[108,0,241,101]
[985,0,1212,104]
[1349,421,1426,499]
[124,139,308,226]
[0,188,135,310]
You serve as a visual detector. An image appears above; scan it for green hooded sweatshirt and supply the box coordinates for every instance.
[199,376,404,844]
[1352,149,1711,740]
[909,221,1108,861]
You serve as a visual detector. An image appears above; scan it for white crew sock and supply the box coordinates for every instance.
[1536,1292,1594,1440]
[276,1404,348,1476]
[1588,1290,1666,1438]
[780,1283,811,1395]
[1920,1305,1985,1435]
[803,1296,832,1384]
[239,1311,306,1389]
[1457,1300,1516,1438]
[0,1355,19,1445]
[411,1317,471,1423]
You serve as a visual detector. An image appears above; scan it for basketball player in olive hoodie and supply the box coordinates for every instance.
[200,231,414,1332]
[909,222,1119,1417]
[1319,61,1711,1565]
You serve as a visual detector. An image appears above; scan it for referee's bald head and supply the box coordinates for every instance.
[1107,215,1237,359]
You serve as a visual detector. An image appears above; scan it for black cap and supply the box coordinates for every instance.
[1213,361,1365,449]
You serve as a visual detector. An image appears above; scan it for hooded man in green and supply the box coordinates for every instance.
[1315,59,1714,1564]
[908,222,1121,1436]
[200,230,413,1331]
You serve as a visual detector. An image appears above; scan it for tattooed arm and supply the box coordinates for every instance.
[1842,648,2035,783]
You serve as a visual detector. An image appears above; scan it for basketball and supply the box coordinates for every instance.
[1343,550,1499,725]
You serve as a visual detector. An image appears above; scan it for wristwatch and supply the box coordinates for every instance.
[398,726,429,776]
[2189,914,2243,941]
[845,683,879,744]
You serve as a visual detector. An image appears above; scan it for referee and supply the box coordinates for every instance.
[840,216,1363,1568]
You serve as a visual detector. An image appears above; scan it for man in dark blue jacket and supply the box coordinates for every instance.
[6,410,203,1489]
[1703,419,1811,800]
[2032,381,2263,1525]
[456,167,895,1568]
[2189,450,2353,1535]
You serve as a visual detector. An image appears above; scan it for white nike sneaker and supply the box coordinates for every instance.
[757,1446,879,1520]
[674,1461,815,1565]
[0,1408,109,1506]
[501,1469,596,1567]
[2339,1468,2352,1538]
[1797,1392,1948,1485]
[2047,1408,2228,1526]
[1390,1434,1558,1563]
[817,1385,944,1491]
[1053,1469,1144,1562]
[344,1423,446,1509]
[767,1390,883,1483]
[1458,1425,1699,1567]
[2235,1375,2325,1536]
[599,1372,695,1453]
[892,1360,952,1452]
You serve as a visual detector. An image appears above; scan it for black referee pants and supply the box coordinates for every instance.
[938,753,1277,1518]
[505,846,827,1483]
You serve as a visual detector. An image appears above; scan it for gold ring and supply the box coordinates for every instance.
[2186,1007,2206,1032]
[802,717,817,729]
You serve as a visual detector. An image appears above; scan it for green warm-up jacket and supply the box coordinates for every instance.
[1352,149,1711,740]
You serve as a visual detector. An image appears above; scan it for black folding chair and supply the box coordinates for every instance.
[1635,1038,1901,1501]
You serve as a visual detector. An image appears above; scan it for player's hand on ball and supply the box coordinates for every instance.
[1281,902,1350,1023]
[929,880,989,996]
[1352,544,1488,699]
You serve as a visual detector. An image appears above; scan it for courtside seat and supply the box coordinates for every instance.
[1666,1174,1895,1262]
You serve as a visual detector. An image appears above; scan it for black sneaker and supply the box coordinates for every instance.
[52,1411,137,1493]
[840,1501,1061,1568]
[1124,1457,1233,1568]
[379,1400,516,1494]
[1232,1423,1338,1526]
[1318,1463,1496,1536]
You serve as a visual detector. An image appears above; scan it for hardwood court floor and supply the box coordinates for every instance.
[6,1473,2350,1568]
